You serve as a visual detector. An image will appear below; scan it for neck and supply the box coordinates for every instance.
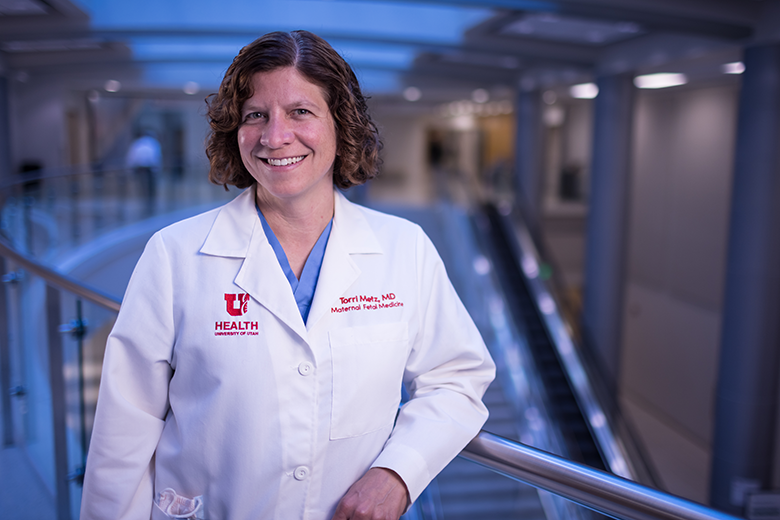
[255,185,333,238]
[255,185,334,279]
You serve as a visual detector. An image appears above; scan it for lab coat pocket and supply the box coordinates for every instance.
[329,322,409,440]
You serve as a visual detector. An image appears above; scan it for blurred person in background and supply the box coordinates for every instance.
[82,30,494,520]
[126,129,162,215]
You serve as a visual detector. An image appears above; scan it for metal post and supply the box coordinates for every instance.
[76,299,87,481]
[581,73,635,392]
[711,43,780,513]
[46,284,71,519]
[70,176,79,244]
[0,256,13,446]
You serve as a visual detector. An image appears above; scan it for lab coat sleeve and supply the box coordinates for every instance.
[370,227,496,503]
[81,232,176,519]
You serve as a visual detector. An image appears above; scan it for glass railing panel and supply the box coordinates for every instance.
[0,168,739,520]
[1,166,235,268]
[59,294,118,519]
[0,233,121,520]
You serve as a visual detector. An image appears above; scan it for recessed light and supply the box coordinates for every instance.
[633,73,687,89]
[722,62,745,75]
[104,80,121,93]
[472,89,489,104]
[570,83,599,99]
[183,81,200,95]
[403,86,421,102]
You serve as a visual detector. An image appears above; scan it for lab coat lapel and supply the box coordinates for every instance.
[200,189,307,341]
[306,191,383,329]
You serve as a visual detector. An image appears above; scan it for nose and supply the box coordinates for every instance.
[260,116,293,149]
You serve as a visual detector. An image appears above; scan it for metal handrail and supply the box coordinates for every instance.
[0,140,746,519]
[0,208,743,520]
[461,430,744,520]
[0,234,121,312]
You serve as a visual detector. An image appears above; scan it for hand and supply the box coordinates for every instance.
[331,467,409,520]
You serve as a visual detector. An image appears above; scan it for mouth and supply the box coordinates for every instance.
[262,155,306,167]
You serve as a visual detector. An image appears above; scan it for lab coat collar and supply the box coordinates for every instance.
[200,188,307,340]
[331,189,383,255]
[199,187,383,339]
[305,190,383,329]
[199,188,382,256]
[200,188,256,258]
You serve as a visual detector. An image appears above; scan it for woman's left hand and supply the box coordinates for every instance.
[330,467,409,520]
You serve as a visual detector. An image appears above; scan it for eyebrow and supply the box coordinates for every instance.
[242,98,324,113]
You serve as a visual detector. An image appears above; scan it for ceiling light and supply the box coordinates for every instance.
[183,81,200,95]
[544,105,565,127]
[403,86,421,102]
[471,88,489,103]
[104,80,121,93]
[570,83,599,99]
[633,73,687,89]
[722,62,745,74]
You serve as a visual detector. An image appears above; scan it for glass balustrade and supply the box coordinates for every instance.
[0,167,745,520]
[1,166,234,266]
[0,166,233,519]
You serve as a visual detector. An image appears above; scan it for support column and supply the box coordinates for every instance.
[514,88,544,237]
[581,73,635,392]
[711,43,780,513]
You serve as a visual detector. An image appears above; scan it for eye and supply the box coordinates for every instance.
[293,108,311,116]
[244,112,266,122]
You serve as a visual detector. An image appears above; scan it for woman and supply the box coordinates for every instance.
[81,30,495,520]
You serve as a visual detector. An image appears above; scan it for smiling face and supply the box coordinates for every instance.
[238,67,338,208]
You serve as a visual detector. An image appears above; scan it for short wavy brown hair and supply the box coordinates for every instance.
[206,30,381,190]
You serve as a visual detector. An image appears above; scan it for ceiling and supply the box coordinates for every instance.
[0,0,776,108]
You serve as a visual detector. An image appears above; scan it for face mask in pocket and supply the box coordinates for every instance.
[155,488,205,519]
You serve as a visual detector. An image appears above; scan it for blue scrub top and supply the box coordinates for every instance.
[257,207,333,324]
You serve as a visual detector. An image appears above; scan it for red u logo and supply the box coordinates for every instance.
[224,293,249,316]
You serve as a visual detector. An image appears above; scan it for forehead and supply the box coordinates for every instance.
[245,67,329,107]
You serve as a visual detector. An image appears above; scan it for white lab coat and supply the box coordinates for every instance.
[81,188,495,520]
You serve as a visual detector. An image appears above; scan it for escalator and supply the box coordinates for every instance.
[477,206,605,472]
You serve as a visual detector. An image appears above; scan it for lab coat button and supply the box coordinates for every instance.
[294,466,310,481]
[298,362,313,376]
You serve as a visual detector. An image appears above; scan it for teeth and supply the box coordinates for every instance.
[267,156,304,166]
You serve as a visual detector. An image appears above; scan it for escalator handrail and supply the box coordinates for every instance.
[461,430,743,520]
[0,234,121,312]
[490,206,643,480]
